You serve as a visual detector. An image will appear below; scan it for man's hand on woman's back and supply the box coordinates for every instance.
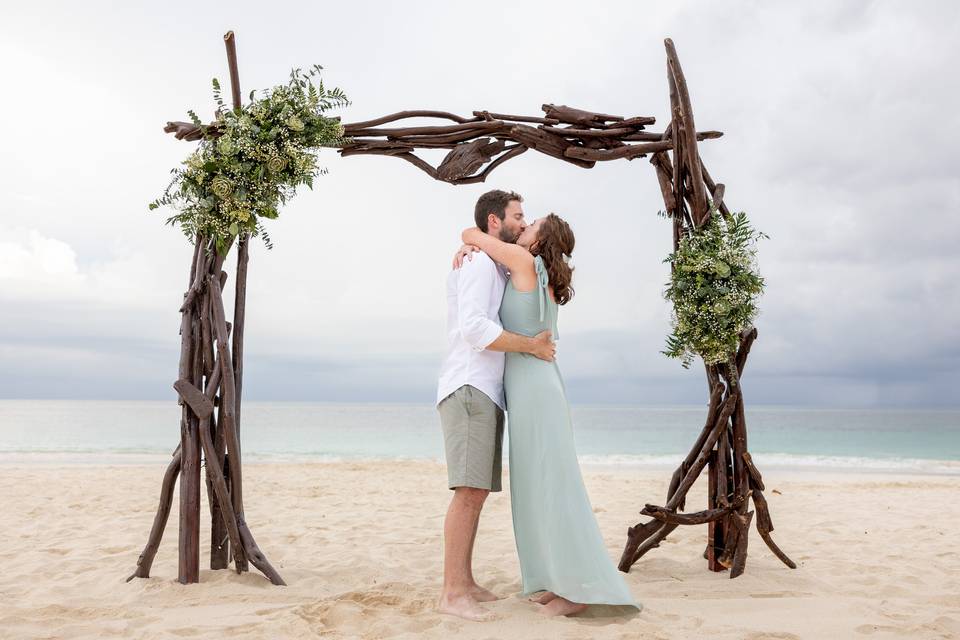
[530,331,556,362]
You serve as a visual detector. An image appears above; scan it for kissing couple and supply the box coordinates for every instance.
[435,189,642,620]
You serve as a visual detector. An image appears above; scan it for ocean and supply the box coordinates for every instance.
[0,400,957,474]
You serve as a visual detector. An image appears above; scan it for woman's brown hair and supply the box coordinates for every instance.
[532,213,575,305]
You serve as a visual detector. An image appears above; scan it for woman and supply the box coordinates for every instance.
[459,213,642,617]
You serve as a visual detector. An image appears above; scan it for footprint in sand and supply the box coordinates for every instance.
[293,582,439,637]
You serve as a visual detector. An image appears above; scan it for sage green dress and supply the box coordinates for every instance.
[500,255,641,611]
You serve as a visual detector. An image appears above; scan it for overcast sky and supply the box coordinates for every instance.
[1,1,957,407]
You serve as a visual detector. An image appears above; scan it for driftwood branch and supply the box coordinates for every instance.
[565,140,673,161]
[447,145,528,185]
[126,446,181,582]
[335,101,716,184]
[665,38,708,225]
[437,138,506,182]
[233,235,249,466]
[237,518,286,586]
[641,496,746,526]
[197,405,244,575]
[742,452,765,492]
[751,481,797,569]
[346,110,481,130]
[542,103,637,127]
[621,323,790,577]
[173,379,214,420]
[223,31,242,111]
[208,273,248,572]
[623,390,739,567]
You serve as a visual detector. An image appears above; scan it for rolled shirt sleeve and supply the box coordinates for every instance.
[456,254,503,352]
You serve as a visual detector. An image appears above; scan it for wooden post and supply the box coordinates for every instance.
[231,235,250,572]
[176,234,203,583]
[224,31,242,113]
[125,446,181,582]
[664,38,708,227]
[129,30,283,587]
[206,279,229,570]
[209,385,230,569]
[706,450,721,570]
[209,272,249,572]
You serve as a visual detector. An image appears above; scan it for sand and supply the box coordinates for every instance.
[0,459,958,639]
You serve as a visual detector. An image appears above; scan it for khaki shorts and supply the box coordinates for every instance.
[438,385,505,492]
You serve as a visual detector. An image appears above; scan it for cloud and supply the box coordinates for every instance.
[0,224,186,309]
[0,1,957,406]
[0,228,85,293]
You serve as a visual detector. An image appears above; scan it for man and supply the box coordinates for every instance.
[436,189,556,621]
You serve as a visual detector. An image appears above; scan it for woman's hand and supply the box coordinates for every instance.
[452,244,481,269]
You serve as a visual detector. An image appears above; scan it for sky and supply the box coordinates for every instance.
[0,1,958,407]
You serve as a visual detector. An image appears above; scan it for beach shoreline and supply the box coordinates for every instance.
[2,450,958,477]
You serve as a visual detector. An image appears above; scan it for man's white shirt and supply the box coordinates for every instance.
[436,251,508,411]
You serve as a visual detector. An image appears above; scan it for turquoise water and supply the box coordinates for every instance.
[0,400,957,473]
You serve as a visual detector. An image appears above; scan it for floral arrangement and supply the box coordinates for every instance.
[662,209,767,370]
[150,65,349,254]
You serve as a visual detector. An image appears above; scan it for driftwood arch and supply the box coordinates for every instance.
[130,32,793,586]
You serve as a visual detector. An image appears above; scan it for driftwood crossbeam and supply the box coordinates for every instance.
[130,32,793,586]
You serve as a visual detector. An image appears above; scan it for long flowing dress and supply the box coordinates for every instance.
[500,255,641,611]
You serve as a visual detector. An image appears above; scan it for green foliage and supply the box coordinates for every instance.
[662,208,768,368]
[150,64,350,252]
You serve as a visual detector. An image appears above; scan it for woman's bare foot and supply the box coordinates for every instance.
[470,584,501,602]
[540,596,589,617]
[438,592,496,621]
[528,591,558,604]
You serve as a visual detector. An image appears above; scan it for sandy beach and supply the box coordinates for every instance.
[0,460,957,639]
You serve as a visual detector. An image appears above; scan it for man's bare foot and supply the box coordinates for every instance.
[528,591,558,604]
[438,592,496,622]
[540,596,589,617]
[470,584,501,602]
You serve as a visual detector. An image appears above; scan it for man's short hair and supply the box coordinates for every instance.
[474,190,523,232]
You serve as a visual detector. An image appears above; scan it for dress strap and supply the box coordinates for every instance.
[533,255,559,340]
[533,255,549,322]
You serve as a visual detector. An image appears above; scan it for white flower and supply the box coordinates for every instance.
[286,115,305,132]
